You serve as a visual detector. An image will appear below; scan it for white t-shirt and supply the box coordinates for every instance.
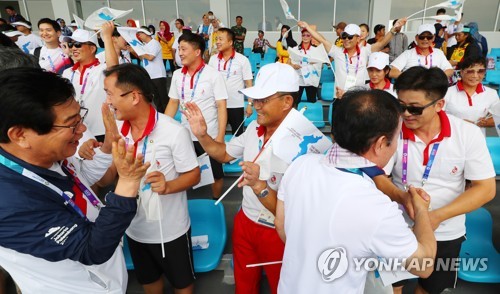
[278,153,417,294]
[384,112,495,241]
[168,64,228,141]
[32,46,72,74]
[0,246,127,294]
[444,82,499,136]
[390,47,452,73]
[62,61,107,136]
[16,33,43,54]
[328,45,371,91]
[294,45,324,87]
[208,51,253,108]
[122,110,199,243]
[226,121,283,222]
[172,37,182,67]
[446,24,457,47]
[96,50,131,65]
[142,38,166,79]
[364,79,397,98]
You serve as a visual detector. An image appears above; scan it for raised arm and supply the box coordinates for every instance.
[371,18,407,53]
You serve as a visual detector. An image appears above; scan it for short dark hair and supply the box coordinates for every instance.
[219,27,235,42]
[176,18,184,26]
[0,46,40,70]
[179,32,205,52]
[0,68,75,143]
[103,64,155,103]
[392,19,399,26]
[236,16,243,20]
[38,18,61,32]
[436,8,446,15]
[374,24,385,34]
[458,56,486,70]
[394,67,449,101]
[258,30,264,35]
[332,89,401,155]
[5,6,14,11]
[359,23,369,33]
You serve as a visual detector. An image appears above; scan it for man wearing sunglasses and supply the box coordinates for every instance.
[62,21,119,142]
[379,67,496,294]
[299,18,406,94]
[390,24,454,79]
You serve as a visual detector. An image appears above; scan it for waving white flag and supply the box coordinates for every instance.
[117,27,147,56]
[85,7,133,30]
[72,14,85,30]
[407,0,465,20]
[279,0,298,21]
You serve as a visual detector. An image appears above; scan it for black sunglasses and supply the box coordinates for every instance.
[399,99,440,115]
[418,35,433,41]
[67,42,90,49]
[341,33,356,40]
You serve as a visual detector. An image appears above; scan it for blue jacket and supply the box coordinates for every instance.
[0,148,137,266]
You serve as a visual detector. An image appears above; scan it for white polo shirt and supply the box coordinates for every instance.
[169,63,228,141]
[62,60,107,136]
[208,50,253,108]
[226,121,283,222]
[121,108,199,243]
[364,78,397,98]
[444,82,499,136]
[278,150,417,294]
[142,38,166,79]
[32,46,72,74]
[390,47,452,73]
[16,33,43,54]
[385,112,495,241]
[328,45,371,91]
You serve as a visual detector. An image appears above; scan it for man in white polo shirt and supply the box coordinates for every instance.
[165,32,227,200]
[299,18,406,94]
[382,67,496,294]
[12,20,42,54]
[209,27,253,136]
[137,26,169,113]
[275,89,436,294]
[390,24,454,79]
[182,63,298,293]
[33,18,73,74]
[104,63,200,294]
[62,22,119,141]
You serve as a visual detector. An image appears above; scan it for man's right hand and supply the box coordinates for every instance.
[183,102,208,139]
[112,139,150,197]
[408,185,431,213]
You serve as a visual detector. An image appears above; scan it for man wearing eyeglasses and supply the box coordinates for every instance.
[390,24,454,79]
[0,67,150,293]
[182,63,299,293]
[62,21,119,142]
[299,18,406,95]
[378,67,496,294]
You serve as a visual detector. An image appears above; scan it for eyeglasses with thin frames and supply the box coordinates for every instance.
[52,107,88,134]
[252,94,286,107]
[399,99,440,116]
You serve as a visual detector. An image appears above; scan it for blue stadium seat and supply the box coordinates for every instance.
[320,67,334,83]
[298,102,325,128]
[122,236,134,270]
[490,48,500,57]
[165,60,171,72]
[223,135,242,174]
[484,70,500,85]
[188,199,227,273]
[321,82,335,101]
[244,101,257,127]
[486,137,500,176]
[458,207,500,283]
[244,48,252,57]
[266,48,277,58]
[328,102,335,126]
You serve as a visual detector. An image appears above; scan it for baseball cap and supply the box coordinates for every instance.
[239,63,299,99]
[367,52,390,70]
[417,23,436,35]
[64,29,99,46]
[137,28,152,36]
[11,21,31,29]
[333,21,347,30]
[344,24,361,36]
[456,24,471,33]
[3,30,23,37]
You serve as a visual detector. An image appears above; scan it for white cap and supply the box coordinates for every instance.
[456,24,471,33]
[367,52,390,70]
[417,23,435,35]
[3,30,23,37]
[137,28,152,36]
[239,63,299,99]
[344,24,361,36]
[11,21,31,29]
[64,29,99,46]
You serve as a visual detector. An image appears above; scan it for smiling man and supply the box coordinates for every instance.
[62,21,118,141]
[390,24,454,79]
[32,18,73,74]
[182,63,299,294]
[0,67,150,293]
[209,28,253,136]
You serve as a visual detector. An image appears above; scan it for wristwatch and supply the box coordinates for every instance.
[257,185,269,198]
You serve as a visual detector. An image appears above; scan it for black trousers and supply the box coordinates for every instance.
[227,107,244,136]
[151,77,169,113]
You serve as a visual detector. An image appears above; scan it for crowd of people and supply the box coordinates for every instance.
[0,4,498,294]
